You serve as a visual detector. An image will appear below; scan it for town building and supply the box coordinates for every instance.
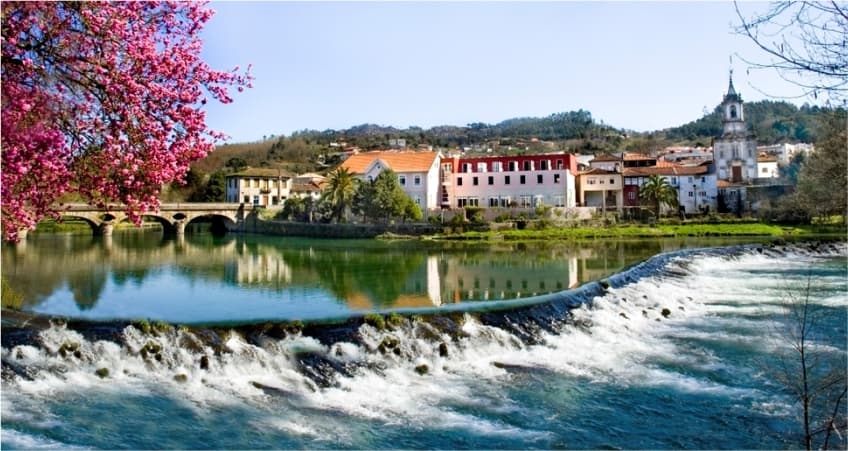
[622,161,717,215]
[290,173,327,200]
[756,154,780,181]
[338,150,442,211]
[576,168,622,212]
[712,72,757,212]
[439,153,578,209]
[757,142,814,163]
[225,168,293,206]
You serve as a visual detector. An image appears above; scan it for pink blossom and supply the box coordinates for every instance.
[1,1,252,242]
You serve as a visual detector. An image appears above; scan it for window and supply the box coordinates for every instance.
[253,195,260,205]
[556,159,564,169]
[671,177,678,185]
[553,195,564,207]
[554,174,561,184]
[520,195,532,207]
[628,191,636,200]
[462,163,471,173]
[523,161,532,171]
[473,176,479,186]
[701,176,706,183]
[537,174,543,184]
[253,179,259,188]
[688,191,694,197]
[477,162,487,172]
[415,196,421,205]
[761,167,768,173]
[540,160,550,170]
[599,179,605,184]
[457,177,463,186]
[610,178,615,185]
[489,198,499,207]
[520,175,526,185]
[414,175,421,186]
[457,198,467,208]
[488,176,494,185]
[243,195,250,203]
[588,179,596,185]
[688,177,694,183]
[399,176,406,186]
[505,175,511,185]
[272,196,278,205]
[493,161,503,172]
[509,161,518,171]
[468,197,479,207]
[442,163,453,173]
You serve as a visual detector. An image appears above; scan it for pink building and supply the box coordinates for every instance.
[439,154,578,209]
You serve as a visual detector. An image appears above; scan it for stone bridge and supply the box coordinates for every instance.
[58,203,257,236]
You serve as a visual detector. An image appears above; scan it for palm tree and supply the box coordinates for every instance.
[323,167,358,223]
[639,174,678,220]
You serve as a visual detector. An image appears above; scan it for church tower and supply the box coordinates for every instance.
[713,70,757,184]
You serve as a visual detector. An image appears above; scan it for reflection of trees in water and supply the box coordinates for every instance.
[68,266,108,310]
[279,246,426,308]
[1,232,238,312]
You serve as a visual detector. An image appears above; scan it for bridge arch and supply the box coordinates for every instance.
[185,214,238,236]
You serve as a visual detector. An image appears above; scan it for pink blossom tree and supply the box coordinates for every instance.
[1,1,252,241]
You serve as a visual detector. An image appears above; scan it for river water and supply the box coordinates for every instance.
[1,232,846,449]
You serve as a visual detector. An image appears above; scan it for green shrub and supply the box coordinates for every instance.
[364,313,386,330]
[1,277,24,310]
[387,312,405,328]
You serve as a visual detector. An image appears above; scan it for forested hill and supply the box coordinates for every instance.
[190,102,828,178]
[294,109,620,148]
[661,100,825,146]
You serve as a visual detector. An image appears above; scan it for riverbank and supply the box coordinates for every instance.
[434,222,847,242]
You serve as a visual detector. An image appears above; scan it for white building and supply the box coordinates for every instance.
[338,150,442,212]
[440,153,578,208]
[756,154,780,180]
[713,73,758,184]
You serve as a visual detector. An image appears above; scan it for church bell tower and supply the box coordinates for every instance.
[720,70,746,137]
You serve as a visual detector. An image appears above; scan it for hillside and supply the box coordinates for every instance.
[189,101,828,179]
[660,100,824,146]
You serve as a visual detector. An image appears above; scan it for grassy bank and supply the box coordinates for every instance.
[437,222,846,242]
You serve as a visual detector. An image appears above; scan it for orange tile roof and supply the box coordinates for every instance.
[622,163,708,177]
[622,153,656,161]
[339,150,440,174]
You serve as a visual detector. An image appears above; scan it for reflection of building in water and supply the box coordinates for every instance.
[223,252,293,288]
[439,254,578,302]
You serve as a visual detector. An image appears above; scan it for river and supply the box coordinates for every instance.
[1,232,846,449]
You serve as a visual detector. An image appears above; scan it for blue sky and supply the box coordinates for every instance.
[200,1,809,143]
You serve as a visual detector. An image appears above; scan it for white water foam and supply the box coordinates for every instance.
[2,246,845,444]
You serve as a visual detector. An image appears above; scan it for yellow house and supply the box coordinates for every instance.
[225,168,293,206]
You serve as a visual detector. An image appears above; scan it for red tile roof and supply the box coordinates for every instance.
[339,150,439,174]
[622,161,708,177]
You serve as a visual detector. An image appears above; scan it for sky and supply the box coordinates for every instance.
[199,1,811,143]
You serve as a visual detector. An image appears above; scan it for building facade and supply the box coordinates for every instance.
[623,161,717,215]
[576,168,622,211]
[439,153,578,209]
[225,168,293,206]
[713,74,758,184]
[339,150,442,211]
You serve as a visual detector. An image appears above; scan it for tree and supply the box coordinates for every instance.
[1,2,252,241]
[793,109,848,223]
[353,169,413,224]
[769,274,847,450]
[639,175,679,220]
[323,167,358,223]
[225,157,248,173]
[734,1,848,104]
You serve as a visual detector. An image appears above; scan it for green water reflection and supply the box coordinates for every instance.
[1,231,769,320]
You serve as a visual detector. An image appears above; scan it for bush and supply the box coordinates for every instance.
[1,277,24,310]
[364,313,386,330]
[494,213,513,223]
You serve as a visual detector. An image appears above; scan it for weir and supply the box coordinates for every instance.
[3,240,843,386]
